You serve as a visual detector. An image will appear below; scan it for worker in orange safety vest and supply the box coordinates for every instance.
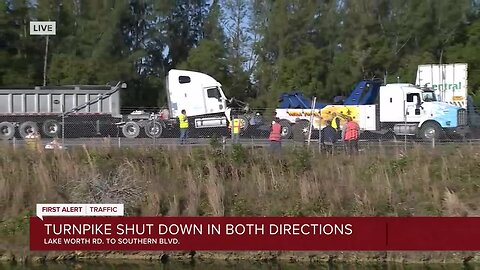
[342,116,360,155]
[269,117,282,154]
[228,116,243,144]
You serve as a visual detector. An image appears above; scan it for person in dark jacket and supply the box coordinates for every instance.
[321,120,338,154]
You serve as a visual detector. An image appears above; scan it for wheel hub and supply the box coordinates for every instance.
[425,127,436,139]
[48,125,58,132]
[150,127,160,134]
[127,126,137,134]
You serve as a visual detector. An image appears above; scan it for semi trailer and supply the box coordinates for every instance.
[416,63,468,108]
[0,82,125,140]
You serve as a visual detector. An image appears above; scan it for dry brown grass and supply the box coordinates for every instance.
[0,143,479,222]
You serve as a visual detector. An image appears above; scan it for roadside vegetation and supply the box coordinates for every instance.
[1,142,479,233]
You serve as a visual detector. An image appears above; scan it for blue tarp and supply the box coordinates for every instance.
[277,80,382,109]
[343,80,382,105]
[278,92,326,109]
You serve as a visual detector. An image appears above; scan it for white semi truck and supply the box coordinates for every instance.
[120,69,264,139]
[275,83,468,140]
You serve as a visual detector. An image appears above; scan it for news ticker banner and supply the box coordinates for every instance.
[30,204,480,251]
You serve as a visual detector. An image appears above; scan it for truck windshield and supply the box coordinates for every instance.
[422,91,437,102]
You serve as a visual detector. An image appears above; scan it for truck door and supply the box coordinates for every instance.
[204,87,225,114]
[405,93,423,122]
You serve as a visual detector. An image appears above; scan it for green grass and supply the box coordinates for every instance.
[0,143,479,222]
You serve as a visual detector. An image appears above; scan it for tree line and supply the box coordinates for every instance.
[1,0,480,110]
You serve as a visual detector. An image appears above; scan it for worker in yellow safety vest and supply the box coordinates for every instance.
[178,109,189,144]
[228,116,243,144]
[25,130,41,151]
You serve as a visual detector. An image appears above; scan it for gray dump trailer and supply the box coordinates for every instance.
[0,82,125,140]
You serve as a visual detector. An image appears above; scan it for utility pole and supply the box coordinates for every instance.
[43,35,49,86]
[29,21,56,86]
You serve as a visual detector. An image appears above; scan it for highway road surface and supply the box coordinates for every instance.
[1,136,475,150]
[4,137,272,147]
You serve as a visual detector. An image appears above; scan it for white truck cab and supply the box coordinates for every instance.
[379,83,468,139]
[166,69,228,118]
[164,69,239,131]
[122,69,234,139]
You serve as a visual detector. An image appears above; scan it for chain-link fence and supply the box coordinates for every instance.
[1,104,479,152]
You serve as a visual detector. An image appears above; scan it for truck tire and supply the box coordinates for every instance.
[145,121,163,138]
[42,119,61,138]
[234,115,249,132]
[122,121,141,138]
[19,121,39,139]
[0,122,15,140]
[419,122,442,141]
[279,120,292,139]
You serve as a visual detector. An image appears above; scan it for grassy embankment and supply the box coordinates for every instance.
[0,141,479,262]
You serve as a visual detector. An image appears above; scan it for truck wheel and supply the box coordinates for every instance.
[19,121,39,139]
[0,122,15,140]
[279,120,292,139]
[42,119,61,137]
[419,122,442,141]
[145,121,163,138]
[235,115,249,132]
[122,121,140,138]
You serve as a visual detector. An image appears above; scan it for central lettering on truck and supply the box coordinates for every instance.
[429,82,462,91]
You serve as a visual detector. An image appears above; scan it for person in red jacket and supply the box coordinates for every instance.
[342,116,360,155]
[269,117,282,153]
